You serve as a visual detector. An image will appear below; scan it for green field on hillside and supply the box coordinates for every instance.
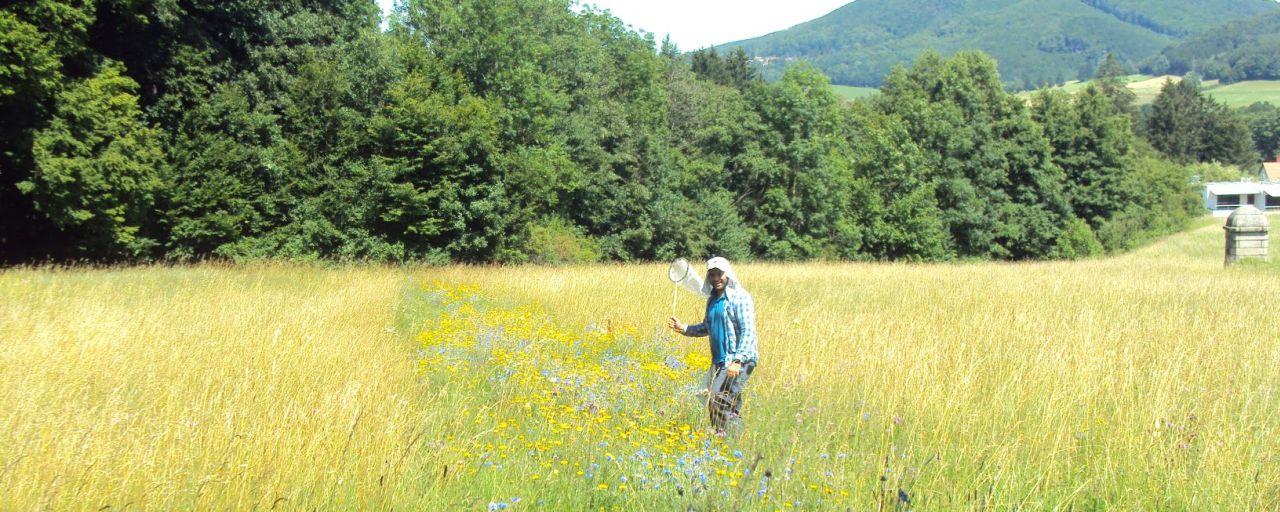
[1204,80,1280,107]
[1015,74,1280,107]
[831,84,879,100]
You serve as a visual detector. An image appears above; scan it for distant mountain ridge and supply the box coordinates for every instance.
[1147,9,1280,83]
[718,0,1280,89]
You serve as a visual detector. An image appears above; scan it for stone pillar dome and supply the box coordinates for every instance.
[1224,205,1270,265]
[1226,205,1270,231]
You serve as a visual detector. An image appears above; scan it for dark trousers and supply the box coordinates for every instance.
[708,361,754,435]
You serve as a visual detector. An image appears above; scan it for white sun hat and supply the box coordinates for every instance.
[701,256,744,296]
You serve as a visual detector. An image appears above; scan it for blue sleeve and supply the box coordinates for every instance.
[727,294,757,363]
[683,320,709,337]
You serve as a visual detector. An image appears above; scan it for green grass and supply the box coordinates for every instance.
[1055,74,1156,94]
[1018,74,1166,103]
[831,84,879,101]
[1018,74,1280,107]
[1203,80,1280,107]
[1127,74,1186,105]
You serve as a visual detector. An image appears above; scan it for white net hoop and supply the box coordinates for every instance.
[668,258,693,283]
[667,258,706,297]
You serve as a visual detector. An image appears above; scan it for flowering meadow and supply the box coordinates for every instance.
[2,218,1280,509]
[409,283,875,510]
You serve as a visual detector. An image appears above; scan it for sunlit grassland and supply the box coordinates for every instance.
[2,218,1280,509]
[1016,75,1167,104]
[831,85,880,101]
[0,266,445,509]
[422,218,1280,509]
[1016,74,1280,107]
[1203,80,1280,108]
[1125,74,1188,105]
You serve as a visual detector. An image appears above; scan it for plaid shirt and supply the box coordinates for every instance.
[683,286,758,364]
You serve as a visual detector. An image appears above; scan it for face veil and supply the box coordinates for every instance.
[701,257,745,297]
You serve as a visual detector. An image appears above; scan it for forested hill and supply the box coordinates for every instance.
[718,0,1280,89]
[1145,10,1280,83]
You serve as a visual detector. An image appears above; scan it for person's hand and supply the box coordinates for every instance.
[667,317,686,334]
[727,361,741,377]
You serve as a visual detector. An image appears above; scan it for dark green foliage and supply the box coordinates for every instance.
[1094,53,1138,118]
[0,12,60,105]
[690,47,759,90]
[1241,102,1280,160]
[719,0,1277,89]
[1095,144,1202,251]
[20,62,164,257]
[1080,0,1183,36]
[158,2,397,261]
[0,1,97,258]
[658,65,762,261]
[840,104,949,260]
[1030,84,1199,253]
[739,64,854,259]
[1031,87,1136,228]
[392,0,679,261]
[1146,79,1203,161]
[0,0,1210,263]
[1145,78,1258,166]
[879,51,1072,259]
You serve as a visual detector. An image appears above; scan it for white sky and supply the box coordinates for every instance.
[376,0,853,50]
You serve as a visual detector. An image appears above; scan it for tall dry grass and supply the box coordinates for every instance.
[0,265,445,509]
[1,218,1278,509]
[419,218,1280,509]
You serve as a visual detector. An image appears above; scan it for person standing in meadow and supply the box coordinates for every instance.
[667,257,759,437]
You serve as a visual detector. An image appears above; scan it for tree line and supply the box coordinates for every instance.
[0,0,1236,264]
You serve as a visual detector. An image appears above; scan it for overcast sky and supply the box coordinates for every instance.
[376,0,852,50]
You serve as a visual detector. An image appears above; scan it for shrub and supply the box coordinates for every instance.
[1053,217,1104,259]
[524,218,602,265]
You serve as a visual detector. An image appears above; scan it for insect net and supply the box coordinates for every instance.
[668,258,708,298]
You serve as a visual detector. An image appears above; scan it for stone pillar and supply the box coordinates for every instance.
[1224,205,1270,266]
